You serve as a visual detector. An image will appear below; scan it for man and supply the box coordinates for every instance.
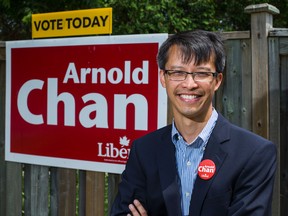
[110,30,277,216]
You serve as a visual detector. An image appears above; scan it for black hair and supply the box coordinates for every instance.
[157,30,226,73]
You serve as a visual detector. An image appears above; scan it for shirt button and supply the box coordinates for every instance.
[185,192,190,197]
[187,161,191,166]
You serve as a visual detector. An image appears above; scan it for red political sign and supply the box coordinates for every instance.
[5,34,168,173]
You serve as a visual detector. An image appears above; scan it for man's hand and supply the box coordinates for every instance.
[127,199,148,216]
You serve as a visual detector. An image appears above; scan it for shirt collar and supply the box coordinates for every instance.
[172,108,218,146]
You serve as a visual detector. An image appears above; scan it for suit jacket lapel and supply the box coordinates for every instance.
[189,115,230,215]
[157,126,182,216]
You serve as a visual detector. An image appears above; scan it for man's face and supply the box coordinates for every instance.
[160,45,223,122]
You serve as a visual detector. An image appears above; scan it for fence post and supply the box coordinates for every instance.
[244,3,279,138]
[0,41,6,216]
[0,42,23,216]
[245,3,280,216]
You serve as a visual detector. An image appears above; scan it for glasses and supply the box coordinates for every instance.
[163,70,219,82]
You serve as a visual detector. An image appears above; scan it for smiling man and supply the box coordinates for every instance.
[110,30,277,216]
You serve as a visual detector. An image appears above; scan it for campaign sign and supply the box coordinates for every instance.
[5,34,168,173]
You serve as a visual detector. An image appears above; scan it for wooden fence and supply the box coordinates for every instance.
[0,3,288,216]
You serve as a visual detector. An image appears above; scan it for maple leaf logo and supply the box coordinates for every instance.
[119,136,130,147]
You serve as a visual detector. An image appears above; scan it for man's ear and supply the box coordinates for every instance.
[214,72,223,91]
[160,70,166,88]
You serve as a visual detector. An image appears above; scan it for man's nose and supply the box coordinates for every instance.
[182,74,198,88]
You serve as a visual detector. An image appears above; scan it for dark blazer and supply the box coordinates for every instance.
[110,114,277,216]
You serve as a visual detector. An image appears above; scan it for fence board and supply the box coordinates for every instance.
[78,170,86,216]
[280,55,288,216]
[24,164,49,216]
[216,39,252,130]
[268,36,281,216]
[6,162,22,216]
[85,171,105,216]
[279,38,288,55]
[0,158,6,216]
[269,28,288,37]
[240,39,252,130]
[222,31,250,40]
[220,40,243,125]
[107,173,121,215]
[0,42,6,216]
[50,168,77,216]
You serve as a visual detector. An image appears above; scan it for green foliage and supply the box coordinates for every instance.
[0,0,9,7]
[214,0,288,30]
[0,0,101,40]
[0,0,288,40]
[103,0,218,34]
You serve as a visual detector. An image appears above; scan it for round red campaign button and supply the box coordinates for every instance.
[198,159,216,180]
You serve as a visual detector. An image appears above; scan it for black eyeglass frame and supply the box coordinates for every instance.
[163,69,219,81]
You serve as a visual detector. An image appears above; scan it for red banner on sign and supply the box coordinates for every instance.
[6,34,168,173]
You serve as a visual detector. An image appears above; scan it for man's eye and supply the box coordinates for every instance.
[196,73,209,77]
[173,71,185,75]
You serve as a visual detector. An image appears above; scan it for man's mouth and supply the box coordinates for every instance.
[180,94,199,100]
